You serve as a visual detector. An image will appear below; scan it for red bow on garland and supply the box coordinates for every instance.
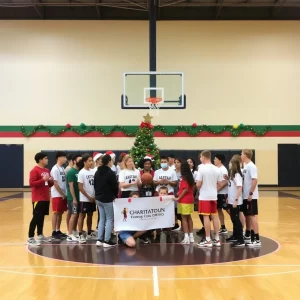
[140,122,153,129]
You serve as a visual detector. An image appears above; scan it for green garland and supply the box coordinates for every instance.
[19,124,271,137]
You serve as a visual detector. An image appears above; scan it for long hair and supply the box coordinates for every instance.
[187,157,196,173]
[124,155,135,171]
[180,161,194,188]
[230,156,243,180]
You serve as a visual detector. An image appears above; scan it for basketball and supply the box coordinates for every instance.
[141,172,153,185]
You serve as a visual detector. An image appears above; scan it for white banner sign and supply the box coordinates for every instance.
[113,196,175,231]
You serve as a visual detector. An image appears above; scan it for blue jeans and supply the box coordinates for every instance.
[96,200,114,242]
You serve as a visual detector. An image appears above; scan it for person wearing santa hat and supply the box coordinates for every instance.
[105,151,117,174]
[93,152,103,172]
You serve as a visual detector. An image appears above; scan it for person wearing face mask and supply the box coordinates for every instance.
[153,156,178,195]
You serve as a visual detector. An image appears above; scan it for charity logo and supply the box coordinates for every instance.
[121,208,128,222]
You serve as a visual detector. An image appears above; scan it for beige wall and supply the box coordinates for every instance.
[1,21,300,185]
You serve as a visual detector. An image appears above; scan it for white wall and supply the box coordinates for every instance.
[1,21,300,185]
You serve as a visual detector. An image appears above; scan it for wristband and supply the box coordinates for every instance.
[249,192,253,196]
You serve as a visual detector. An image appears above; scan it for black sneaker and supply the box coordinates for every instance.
[226,236,237,243]
[56,230,68,239]
[232,241,245,247]
[103,240,116,248]
[196,228,205,236]
[139,237,150,244]
[219,228,228,235]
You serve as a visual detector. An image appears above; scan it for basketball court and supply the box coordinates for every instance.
[0,190,299,299]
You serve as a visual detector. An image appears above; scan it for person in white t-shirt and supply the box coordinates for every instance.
[118,156,142,198]
[153,156,178,195]
[77,153,96,244]
[241,149,261,247]
[50,151,68,240]
[214,154,229,235]
[226,156,245,247]
[196,150,223,248]
[168,154,176,171]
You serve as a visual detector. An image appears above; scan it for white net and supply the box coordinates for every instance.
[148,102,161,116]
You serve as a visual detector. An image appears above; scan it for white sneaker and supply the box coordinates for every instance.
[73,231,79,238]
[67,234,78,242]
[86,234,97,240]
[189,236,195,243]
[244,236,252,244]
[79,235,86,244]
[27,238,41,246]
[247,239,261,247]
[96,240,103,247]
[212,239,221,247]
[36,235,50,242]
[198,239,213,248]
[181,237,190,244]
[90,231,97,238]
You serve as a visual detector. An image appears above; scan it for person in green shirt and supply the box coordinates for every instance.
[66,154,82,242]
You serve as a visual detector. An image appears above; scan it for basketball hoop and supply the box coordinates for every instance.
[146,97,163,116]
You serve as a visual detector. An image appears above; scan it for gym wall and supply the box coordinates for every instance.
[1,21,299,186]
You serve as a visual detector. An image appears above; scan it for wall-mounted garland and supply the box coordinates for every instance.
[17,123,270,137]
[1,124,300,138]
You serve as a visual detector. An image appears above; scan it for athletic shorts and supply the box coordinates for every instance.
[32,201,50,215]
[80,202,96,214]
[52,197,67,213]
[177,203,194,215]
[198,200,217,215]
[119,231,136,243]
[217,194,227,209]
[68,201,81,214]
[242,199,258,216]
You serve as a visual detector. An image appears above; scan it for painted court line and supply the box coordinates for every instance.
[1,268,300,281]
[286,206,298,210]
[11,206,22,211]
[152,266,159,297]
[1,264,300,269]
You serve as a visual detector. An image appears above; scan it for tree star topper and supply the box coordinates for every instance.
[143,113,153,124]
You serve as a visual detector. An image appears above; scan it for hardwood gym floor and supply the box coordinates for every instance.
[0,190,299,300]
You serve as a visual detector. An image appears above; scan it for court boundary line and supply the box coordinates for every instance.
[1,264,300,269]
[1,267,300,282]
[25,238,281,268]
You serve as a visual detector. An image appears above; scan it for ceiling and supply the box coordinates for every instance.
[0,0,300,20]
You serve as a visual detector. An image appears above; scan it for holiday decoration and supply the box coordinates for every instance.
[66,123,71,129]
[233,124,239,129]
[80,123,86,129]
[130,116,160,167]
[16,124,273,137]
[192,123,197,128]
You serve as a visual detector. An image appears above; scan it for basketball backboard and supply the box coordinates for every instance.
[121,72,186,110]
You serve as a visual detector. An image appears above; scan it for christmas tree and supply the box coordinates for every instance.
[130,113,160,168]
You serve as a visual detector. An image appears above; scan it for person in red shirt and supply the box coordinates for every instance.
[27,152,53,246]
[173,161,195,244]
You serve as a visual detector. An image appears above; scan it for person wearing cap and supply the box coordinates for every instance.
[92,152,103,173]
[106,150,117,174]
[168,154,176,171]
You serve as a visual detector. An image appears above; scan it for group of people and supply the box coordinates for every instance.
[27,148,260,249]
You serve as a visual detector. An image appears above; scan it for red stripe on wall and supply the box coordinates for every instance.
[1,131,300,138]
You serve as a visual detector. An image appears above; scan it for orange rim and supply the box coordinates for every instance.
[146,97,163,104]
